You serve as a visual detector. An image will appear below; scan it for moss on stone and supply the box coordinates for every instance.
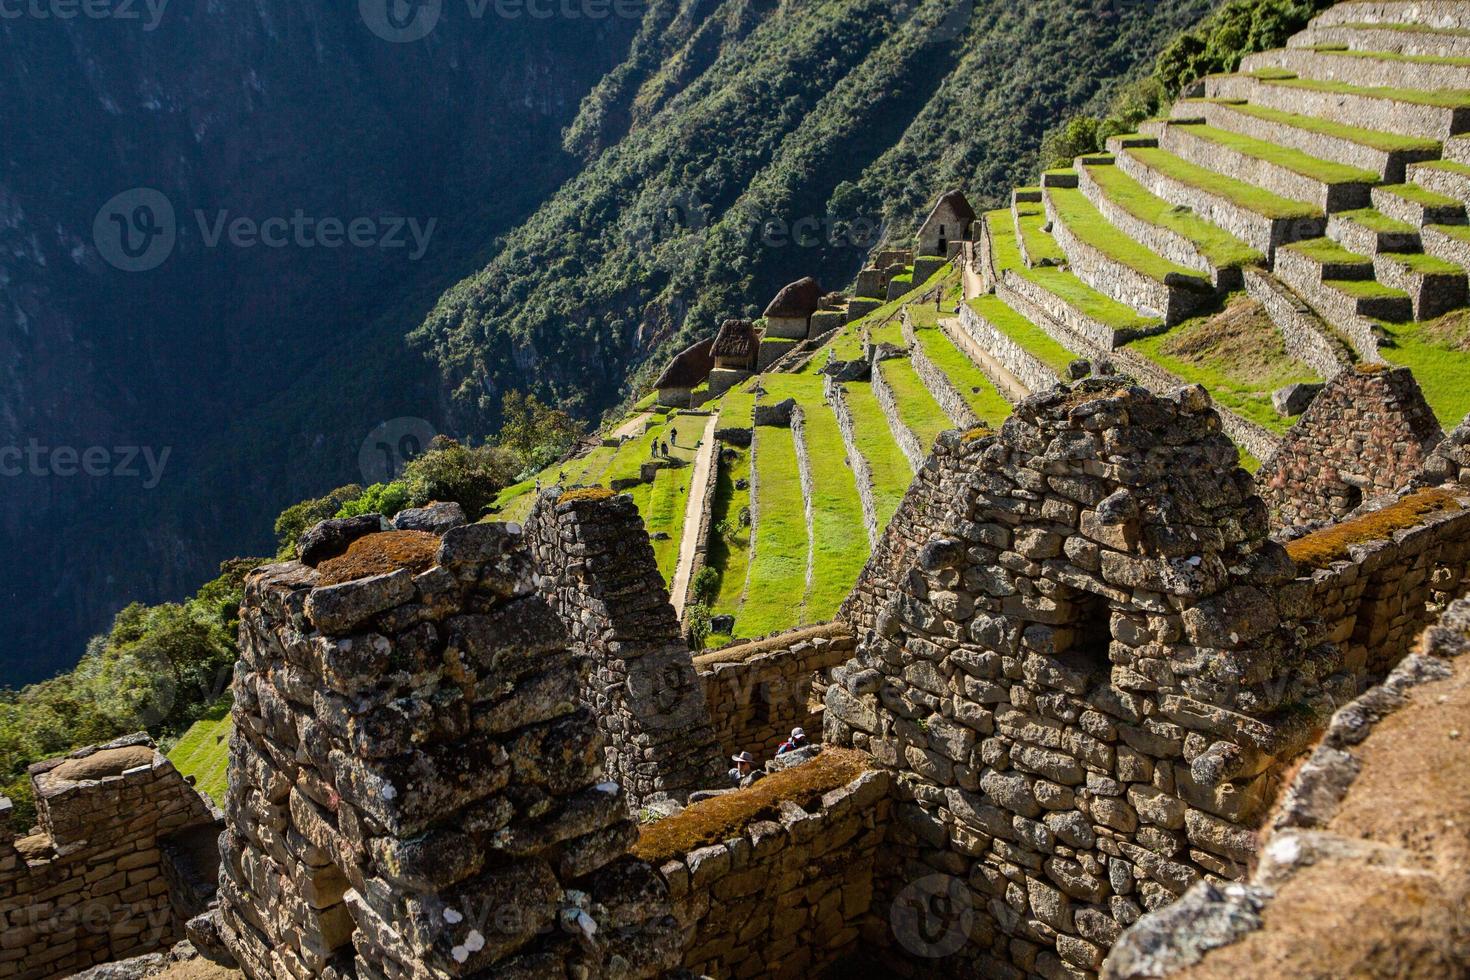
[1287,488,1463,570]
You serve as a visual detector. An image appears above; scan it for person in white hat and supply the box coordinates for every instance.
[728,751,755,785]
[776,727,809,756]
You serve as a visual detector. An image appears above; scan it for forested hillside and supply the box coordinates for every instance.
[413,0,1216,433]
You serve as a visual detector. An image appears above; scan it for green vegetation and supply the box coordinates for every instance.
[1083,160,1263,268]
[1263,75,1470,109]
[1384,251,1463,276]
[742,424,810,638]
[1016,206,1066,265]
[706,446,753,637]
[1171,123,1379,185]
[1128,295,1321,432]
[1312,46,1470,67]
[1197,100,1441,153]
[1330,278,1412,301]
[1126,146,1321,219]
[1334,208,1418,236]
[879,358,955,450]
[906,314,1017,425]
[1049,184,1203,282]
[168,704,233,807]
[641,465,697,584]
[1283,237,1373,267]
[843,383,915,531]
[1041,0,1332,166]
[1377,183,1464,208]
[1378,317,1470,424]
[967,295,1076,377]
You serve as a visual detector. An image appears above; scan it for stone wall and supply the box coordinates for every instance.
[903,309,983,430]
[825,376,881,548]
[528,490,727,806]
[696,623,857,761]
[216,526,684,980]
[1281,489,1470,677]
[872,359,928,471]
[1258,365,1445,528]
[1105,596,1470,980]
[0,735,217,979]
[839,429,989,636]
[1415,410,1470,489]
[824,382,1351,980]
[958,296,1063,395]
[1241,268,1352,380]
[651,760,892,979]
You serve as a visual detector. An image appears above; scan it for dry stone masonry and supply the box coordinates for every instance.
[826,381,1354,980]
[216,524,684,980]
[527,489,727,807]
[1258,365,1445,528]
[0,736,217,979]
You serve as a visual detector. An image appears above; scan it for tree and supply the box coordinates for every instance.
[497,391,584,475]
[273,484,363,557]
[402,437,519,518]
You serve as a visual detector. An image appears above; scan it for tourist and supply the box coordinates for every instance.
[728,750,755,785]
[776,727,809,756]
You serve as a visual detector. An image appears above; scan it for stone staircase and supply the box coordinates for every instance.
[968,0,1470,424]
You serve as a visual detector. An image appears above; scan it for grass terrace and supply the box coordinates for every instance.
[635,464,696,584]
[168,703,233,807]
[1170,123,1379,185]
[1379,182,1465,209]
[741,422,810,638]
[1187,99,1441,154]
[878,358,956,450]
[1378,314,1470,424]
[1332,277,1413,301]
[986,209,1162,333]
[1128,295,1322,433]
[1260,74,1470,110]
[1284,237,1375,267]
[1330,21,1470,38]
[1336,207,1419,235]
[706,445,752,644]
[1385,250,1464,275]
[1083,159,1263,269]
[1310,46,1470,67]
[842,382,915,531]
[1049,183,1205,283]
[1016,205,1066,265]
[966,295,1075,377]
[907,306,1016,424]
[760,375,869,621]
[1125,145,1323,220]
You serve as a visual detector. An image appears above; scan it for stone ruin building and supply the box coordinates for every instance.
[5,372,1470,980]
[1257,364,1445,528]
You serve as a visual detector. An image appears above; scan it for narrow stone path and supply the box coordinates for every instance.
[609,411,652,442]
[939,315,1032,403]
[670,413,719,616]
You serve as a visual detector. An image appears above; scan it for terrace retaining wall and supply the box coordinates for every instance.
[902,309,984,430]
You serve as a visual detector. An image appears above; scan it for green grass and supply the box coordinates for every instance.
[1016,206,1066,265]
[1312,46,1470,67]
[842,382,914,532]
[1125,146,1322,220]
[985,210,1161,332]
[642,464,696,584]
[168,703,233,807]
[1384,251,1463,276]
[1333,21,1470,38]
[878,358,955,450]
[1283,237,1373,267]
[1428,223,1470,243]
[707,446,752,627]
[967,295,1075,377]
[1048,184,1202,283]
[1330,278,1412,301]
[1171,123,1379,185]
[1335,208,1418,235]
[908,319,1016,426]
[760,375,871,622]
[741,424,810,638]
[1262,74,1470,110]
[1084,160,1263,269]
[1377,182,1464,208]
[1414,158,1470,178]
[1378,319,1470,425]
[1188,100,1440,154]
[1128,296,1322,434]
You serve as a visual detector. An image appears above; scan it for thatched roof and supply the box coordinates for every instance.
[920,190,976,233]
[655,337,715,389]
[763,276,822,319]
[712,319,758,361]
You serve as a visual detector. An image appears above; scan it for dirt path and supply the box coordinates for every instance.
[938,315,1031,403]
[669,413,719,616]
[609,411,652,442]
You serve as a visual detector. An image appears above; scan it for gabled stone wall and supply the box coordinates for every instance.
[0,735,217,979]
[216,525,683,980]
[1258,365,1445,528]
[825,382,1350,979]
[526,489,726,806]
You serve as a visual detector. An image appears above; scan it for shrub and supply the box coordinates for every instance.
[692,567,720,606]
[273,484,362,558]
[337,482,410,520]
[402,437,519,518]
[685,603,712,651]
